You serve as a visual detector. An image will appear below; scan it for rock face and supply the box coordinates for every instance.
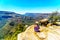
[17,25,60,40]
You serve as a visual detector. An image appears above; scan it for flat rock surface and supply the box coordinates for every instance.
[17,25,60,40]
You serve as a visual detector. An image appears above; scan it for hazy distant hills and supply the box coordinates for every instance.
[24,13,51,17]
[24,13,51,20]
[0,11,22,28]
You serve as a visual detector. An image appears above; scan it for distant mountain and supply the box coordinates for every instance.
[0,11,23,28]
[24,13,36,17]
[24,13,51,20]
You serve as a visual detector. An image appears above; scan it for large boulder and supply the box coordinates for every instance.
[40,19,49,26]
[40,19,48,23]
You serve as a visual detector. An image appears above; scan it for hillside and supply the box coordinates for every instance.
[0,11,16,28]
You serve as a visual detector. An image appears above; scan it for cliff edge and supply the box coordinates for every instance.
[17,25,60,40]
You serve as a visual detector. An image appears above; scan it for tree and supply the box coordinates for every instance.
[49,11,60,24]
[48,11,60,23]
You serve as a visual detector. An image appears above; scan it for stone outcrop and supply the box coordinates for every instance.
[17,25,60,40]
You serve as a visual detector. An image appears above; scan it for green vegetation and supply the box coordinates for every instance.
[49,11,60,23]
[4,23,26,40]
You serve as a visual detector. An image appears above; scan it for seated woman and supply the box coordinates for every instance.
[34,21,40,32]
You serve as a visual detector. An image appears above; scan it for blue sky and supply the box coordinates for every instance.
[0,0,60,14]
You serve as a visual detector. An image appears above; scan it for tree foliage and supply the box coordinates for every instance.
[49,11,60,23]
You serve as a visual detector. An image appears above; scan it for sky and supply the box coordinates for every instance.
[0,0,60,14]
